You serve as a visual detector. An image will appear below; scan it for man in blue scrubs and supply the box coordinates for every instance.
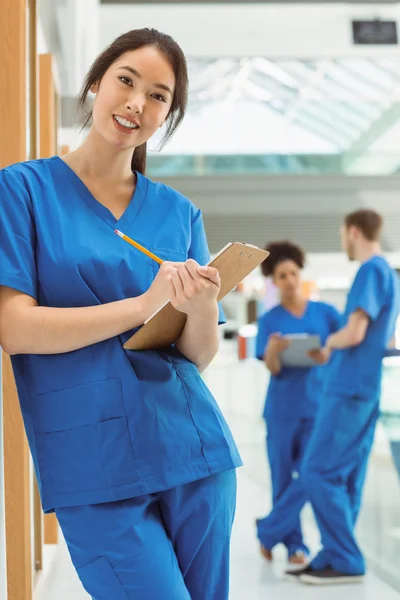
[292,209,400,585]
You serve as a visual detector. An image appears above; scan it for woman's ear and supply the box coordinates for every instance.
[90,82,99,94]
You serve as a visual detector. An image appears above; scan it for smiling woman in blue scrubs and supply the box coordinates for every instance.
[255,241,340,566]
[0,29,241,600]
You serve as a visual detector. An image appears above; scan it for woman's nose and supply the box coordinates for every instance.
[126,94,144,115]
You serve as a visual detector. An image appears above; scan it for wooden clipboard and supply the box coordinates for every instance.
[123,242,269,351]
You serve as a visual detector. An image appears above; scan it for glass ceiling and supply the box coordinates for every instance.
[151,56,400,170]
[187,56,400,150]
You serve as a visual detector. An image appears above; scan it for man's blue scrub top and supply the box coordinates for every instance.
[256,301,341,421]
[0,158,242,513]
[325,256,400,399]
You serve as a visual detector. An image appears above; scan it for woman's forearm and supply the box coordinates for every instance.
[0,290,148,355]
[175,304,220,372]
[265,347,282,376]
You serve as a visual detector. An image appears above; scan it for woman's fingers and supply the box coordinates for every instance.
[166,260,220,310]
[184,259,220,288]
[170,260,220,287]
[169,268,185,303]
[175,263,197,298]
[197,265,220,287]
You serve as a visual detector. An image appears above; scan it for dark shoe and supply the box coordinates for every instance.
[283,565,314,582]
[300,567,364,585]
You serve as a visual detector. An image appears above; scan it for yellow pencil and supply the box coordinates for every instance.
[115,229,163,265]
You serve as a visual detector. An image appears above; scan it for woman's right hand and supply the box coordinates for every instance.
[142,261,179,319]
[267,333,291,356]
[263,333,290,376]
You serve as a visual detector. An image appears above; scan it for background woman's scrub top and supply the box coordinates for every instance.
[256,301,341,422]
[0,158,242,513]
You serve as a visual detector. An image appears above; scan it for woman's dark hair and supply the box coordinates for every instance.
[78,28,188,175]
[261,241,306,277]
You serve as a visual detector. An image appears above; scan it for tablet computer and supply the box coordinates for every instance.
[280,334,321,368]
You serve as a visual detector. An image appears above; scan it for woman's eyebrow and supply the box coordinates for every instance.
[118,65,173,96]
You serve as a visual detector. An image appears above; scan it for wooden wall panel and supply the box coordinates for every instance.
[0,0,28,167]
[39,53,56,158]
[1,1,33,598]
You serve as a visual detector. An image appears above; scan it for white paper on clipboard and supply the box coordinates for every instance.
[280,334,321,368]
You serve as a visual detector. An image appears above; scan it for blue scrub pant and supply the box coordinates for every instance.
[257,418,313,556]
[257,395,378,575]
[55,470,237,600]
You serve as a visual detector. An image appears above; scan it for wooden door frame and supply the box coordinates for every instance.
[28,0,45,580]
[1,1,33,598]
[38,51,60,547]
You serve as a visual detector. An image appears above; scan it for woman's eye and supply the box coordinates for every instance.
[119,76,132,86]
[152,93,167,103]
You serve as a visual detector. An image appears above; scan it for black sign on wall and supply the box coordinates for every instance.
[352,20,398,45]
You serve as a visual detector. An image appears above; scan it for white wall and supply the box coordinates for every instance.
[158,173,400,214]
[155,173,400,253]
[100,3,400,58]
[55,0,100,96]
[38,0,100,97]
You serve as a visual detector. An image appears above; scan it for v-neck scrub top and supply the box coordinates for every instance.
[256,301,341,421]
[0,157,242,513]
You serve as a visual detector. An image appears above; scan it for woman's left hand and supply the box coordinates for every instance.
[168,259,221,317]
[309,346,332,365]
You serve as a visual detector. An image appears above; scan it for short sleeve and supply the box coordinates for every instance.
[0,168,38,300]
[347,264,383,321]
[188,208,226,325]
[256,313,272,360]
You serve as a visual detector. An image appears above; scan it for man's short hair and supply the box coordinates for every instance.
[344,209,383,242]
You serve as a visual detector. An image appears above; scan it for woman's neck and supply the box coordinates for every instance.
[281,294,306,314]
[67,127,135,185]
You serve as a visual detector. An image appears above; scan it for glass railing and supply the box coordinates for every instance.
[146,153,400,177]
[355,356,400,590]
[205,342,400,591]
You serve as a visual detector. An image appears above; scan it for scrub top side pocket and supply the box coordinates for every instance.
[33,378,139,499]
[174,363,240,464]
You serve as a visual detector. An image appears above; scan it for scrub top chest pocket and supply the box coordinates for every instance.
[150,248,188,279]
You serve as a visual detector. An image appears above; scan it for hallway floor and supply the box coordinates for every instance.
[35,408,400,600]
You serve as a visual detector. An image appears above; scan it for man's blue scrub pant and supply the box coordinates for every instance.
[55,470,237,600]
[257,394,379,575]
[262,417,314,556]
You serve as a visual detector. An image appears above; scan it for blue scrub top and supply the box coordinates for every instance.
[0,157,242,513]
[256,301,341,421]
[325,255,400,399]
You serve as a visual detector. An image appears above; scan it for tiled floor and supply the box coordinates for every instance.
[34,357,400,599]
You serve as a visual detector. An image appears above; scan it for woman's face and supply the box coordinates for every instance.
[90,46,175,150]
[272,259,302,299]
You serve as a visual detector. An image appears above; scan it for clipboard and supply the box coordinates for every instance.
[123,242,269,351]
[280,334,321,368]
